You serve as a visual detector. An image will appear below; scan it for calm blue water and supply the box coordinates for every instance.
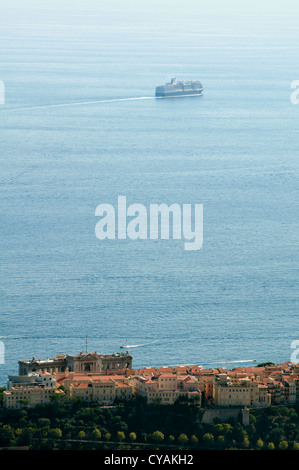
[0,2,298,385]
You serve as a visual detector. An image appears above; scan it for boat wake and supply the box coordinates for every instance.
[120,340,159,349]
[1,93,202,113]
[3,96,159,113]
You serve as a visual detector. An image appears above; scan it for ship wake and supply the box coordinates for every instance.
[120,340,159,349]
[5,96,159,113]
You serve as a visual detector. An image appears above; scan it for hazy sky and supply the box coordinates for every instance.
[1,1,298,41]
[2,0,299,17]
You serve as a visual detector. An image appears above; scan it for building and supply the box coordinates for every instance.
[282,376,296,404]
[3,372,60,409]
[5,357,299,410]
[191,368,216,400]
[265,378,284,404]
[213,373,271,408]
[3,387,57,409]
[130,372,201,405]
[6,372,56,390]
[68,375,132,404]
[18,350,133,375]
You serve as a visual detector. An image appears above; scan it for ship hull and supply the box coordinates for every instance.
[155,89,203,98]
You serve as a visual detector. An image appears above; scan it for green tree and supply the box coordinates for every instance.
[243,437,250,449]
[152,430,164,443]
[292,442,299,450]
[117,431,125,442]
[18,427,33,446]
[91,428,102,441]
[0,424,15,445]
[278,440,288,450]
[257,362,275,367]
[48,428,62,439]
[190,435,198,446]
[178,433,188,445]
[74,407,96,423]
[214,423,233,439]
[268,427,285,445]
[256,438,264,450]
[18,398,29,407]
[267,442,275,450]
[203,433,214,447]
[168,435,175,444]
[78,430,86,439]
[129,432,137,443]
[249,414,257,425]
[0,387,6,405]
[289,410,298,421]
[233,424,247,443]
[50,392,69,404]
[104,432,111,441]
[38,418,50,428]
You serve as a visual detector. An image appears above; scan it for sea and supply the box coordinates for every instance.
[0,1,298,386]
